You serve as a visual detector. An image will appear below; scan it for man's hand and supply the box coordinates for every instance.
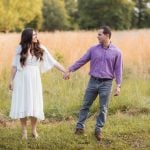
[114,86,121,96]
[63,70,70,80]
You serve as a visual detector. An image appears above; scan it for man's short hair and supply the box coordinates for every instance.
[100,26,111,39]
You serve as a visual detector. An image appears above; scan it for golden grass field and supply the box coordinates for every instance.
[0,29,150,76]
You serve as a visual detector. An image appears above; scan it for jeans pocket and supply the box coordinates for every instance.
[103,80,113,90]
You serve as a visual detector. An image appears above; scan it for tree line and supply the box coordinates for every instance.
[0,0,149,32]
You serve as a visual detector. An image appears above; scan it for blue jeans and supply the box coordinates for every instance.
[76,76,112,132]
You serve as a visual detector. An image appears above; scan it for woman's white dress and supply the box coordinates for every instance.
[10,45,57,120]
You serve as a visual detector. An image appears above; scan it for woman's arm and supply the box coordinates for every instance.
[9,67,17,90]
[54,62,67,73]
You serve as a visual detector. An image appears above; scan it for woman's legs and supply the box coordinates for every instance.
[20,117,38,139]
[20,117,27,139]
[30,117,38,138]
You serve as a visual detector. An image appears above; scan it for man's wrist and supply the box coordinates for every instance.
[68,68,72,73]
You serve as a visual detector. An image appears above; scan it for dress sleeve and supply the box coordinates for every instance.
[12,45,21,67]
[40,45,58,73]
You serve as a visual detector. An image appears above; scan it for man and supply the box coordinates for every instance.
[64,26,123,141]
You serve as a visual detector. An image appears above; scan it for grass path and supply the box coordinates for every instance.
[0,114,149,150]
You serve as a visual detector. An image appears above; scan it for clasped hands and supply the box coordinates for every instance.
[63,70,70,80]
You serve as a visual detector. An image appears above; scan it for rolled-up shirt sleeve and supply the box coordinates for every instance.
[69,48,91,72]
[114,51,123,85]
[40,45,58,73]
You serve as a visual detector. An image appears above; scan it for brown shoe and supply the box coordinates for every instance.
[95,130,102,141]
[75,128,84,135]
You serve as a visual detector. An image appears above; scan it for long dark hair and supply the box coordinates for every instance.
[20,28,44,67]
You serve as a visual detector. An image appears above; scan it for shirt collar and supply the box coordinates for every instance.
[100,42,113,50]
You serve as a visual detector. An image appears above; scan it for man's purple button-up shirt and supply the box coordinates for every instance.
[69,43,123,85]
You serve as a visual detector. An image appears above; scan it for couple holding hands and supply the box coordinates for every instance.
[9,26,123,141]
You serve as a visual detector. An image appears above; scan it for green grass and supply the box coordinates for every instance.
[0,68,150,149]
[0,114,149,150]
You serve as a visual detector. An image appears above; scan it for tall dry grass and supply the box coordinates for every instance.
[0,29,150,76]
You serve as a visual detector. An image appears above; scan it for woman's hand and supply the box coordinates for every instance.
[63,70,70,80]
[9,81,13,91]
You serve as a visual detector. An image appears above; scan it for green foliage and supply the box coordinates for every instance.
[78,0,134,30]
[64,0,79,29]
[132,0,150,28]
[144,8,150,27]
[0,0,149,31]
[0,0,43,32]
[25,15,43,31]
[42,0,70,31]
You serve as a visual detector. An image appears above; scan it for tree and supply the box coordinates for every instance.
[42,0,69,31]
[144,5,150,27]
[64,0,79,29]
[78,0,134,30]
[0,0,43,32]
[132,0,150,28]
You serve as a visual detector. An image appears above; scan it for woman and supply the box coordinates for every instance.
[9,28,67,139]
